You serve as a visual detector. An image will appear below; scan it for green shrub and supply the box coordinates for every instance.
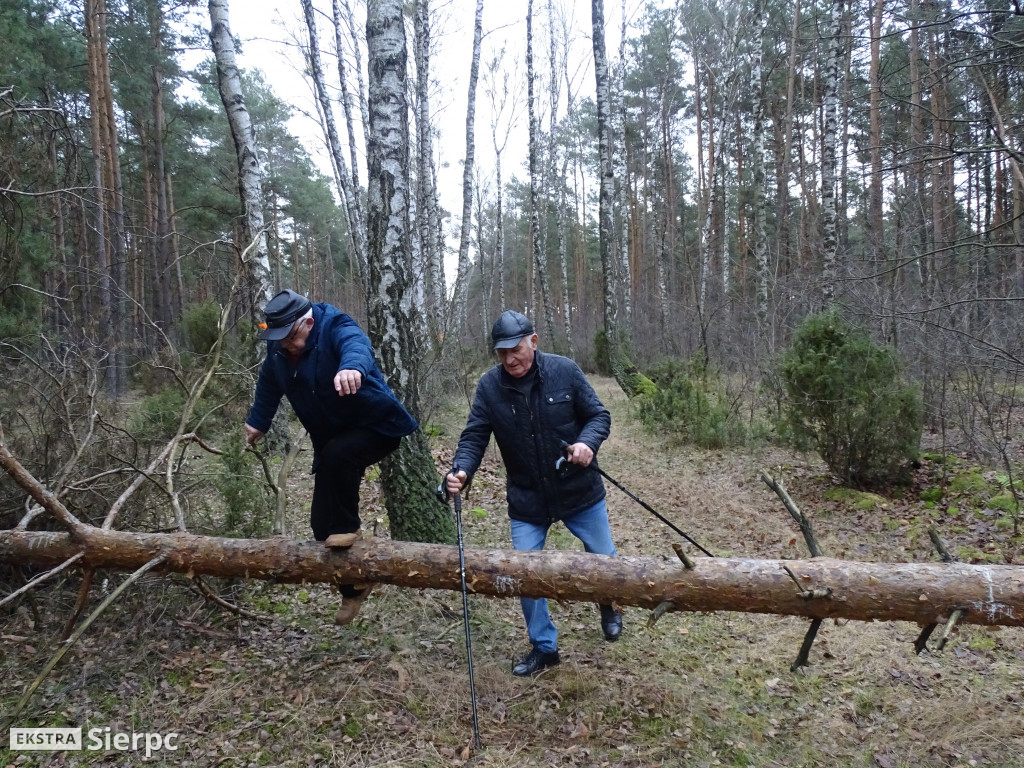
[215,430,273,537]
[636,358,747,449]
[777,309,922,488]
[183,300,223,356]
[132,384,190,438]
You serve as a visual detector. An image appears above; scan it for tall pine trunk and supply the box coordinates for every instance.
[85,0,127,395]
[365,0,455,545]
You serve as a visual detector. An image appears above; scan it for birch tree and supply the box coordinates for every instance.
[526,0,556,341]
[300,0,367,292]
[208,0,271,307]
[412,0,444,338]
[820,0,843,305]
[592,0,645,397]
[452,0,484,336]
[484,47,522,318]
[365,0,455,544]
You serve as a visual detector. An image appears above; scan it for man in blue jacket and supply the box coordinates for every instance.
[245,289,417,625]
[445,310,623,676]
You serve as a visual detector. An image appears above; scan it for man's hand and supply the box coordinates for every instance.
[446,470,467,495]
[334,369,363,396]
[565,441,594,467]
[245,423,265,446]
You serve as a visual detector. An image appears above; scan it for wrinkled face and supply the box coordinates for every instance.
[497,334,538,378]
[278,317,313,355]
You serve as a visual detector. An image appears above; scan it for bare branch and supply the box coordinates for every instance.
[0,553,84,610]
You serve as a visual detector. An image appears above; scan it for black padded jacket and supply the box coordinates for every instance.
[453,350,610,524]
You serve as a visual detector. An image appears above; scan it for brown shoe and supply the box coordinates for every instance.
[325,532,360,548]
[334,583,376,626]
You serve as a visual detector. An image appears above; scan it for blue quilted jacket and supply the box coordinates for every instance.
[453,351,610,524]
[245,303,417,469]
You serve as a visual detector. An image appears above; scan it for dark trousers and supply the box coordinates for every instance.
[309,428,401,541]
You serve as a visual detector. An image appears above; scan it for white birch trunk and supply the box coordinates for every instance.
[331,0,363,192]
[301,0,368,291]
[527,0,556,340]
[613,0,631,324]
[752,0,772,351]
[454,0,483,335]
[413,0,440,334]
[208,0,271,299]
[592,0,621,367]
[820,0,842,305]
[366,0,455,543]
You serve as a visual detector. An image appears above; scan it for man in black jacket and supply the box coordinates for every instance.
[445,310,623,676]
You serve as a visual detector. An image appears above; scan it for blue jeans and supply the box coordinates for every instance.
[509,499,618,653]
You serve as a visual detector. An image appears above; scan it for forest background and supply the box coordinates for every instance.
[1,0,1024,764]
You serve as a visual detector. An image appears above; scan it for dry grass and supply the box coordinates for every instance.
[2,377,1023,767]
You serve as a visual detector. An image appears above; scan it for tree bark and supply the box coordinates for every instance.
[527,0,556,341]
[412,0,442,337]
[365,0,455,545]
[208,0,271,307]
[2,529,1021,628]
[453,0,483,337]
[820,0,842,306]
[592,0,642,397]
[301,0,368,293]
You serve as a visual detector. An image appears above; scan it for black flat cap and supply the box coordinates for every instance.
[260,289,312,340]
[491,310,535,350]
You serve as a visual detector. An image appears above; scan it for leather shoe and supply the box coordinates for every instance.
[512,647,560,677]
[334,583,375,625]
[325,532,360,548]
[600,604,622,642]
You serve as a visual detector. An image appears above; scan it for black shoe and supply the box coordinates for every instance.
[600,604,623,642]
[512,647,560,677]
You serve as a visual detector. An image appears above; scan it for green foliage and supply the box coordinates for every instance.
[215,431,273,538]
[777,310,923,488]
[130,380,226,440]
[132,385,190,439]
[635,358,747,449]
[183,301,222,356]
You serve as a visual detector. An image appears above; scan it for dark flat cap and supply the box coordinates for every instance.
[260,289,312,340]
[491,310,535,350]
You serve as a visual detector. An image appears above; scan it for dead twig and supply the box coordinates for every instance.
[791,619,823,671]
[759,470,823,557]
[935,608,966,651]
[189,575,264,620]
[927,526,958,563]
[0,424,87,536]
[0,553,84,609]
[672,542,695,570]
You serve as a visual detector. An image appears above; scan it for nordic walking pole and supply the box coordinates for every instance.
[556,449,715,558]
[445,465,483,749]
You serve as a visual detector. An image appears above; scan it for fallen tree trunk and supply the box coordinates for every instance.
[2,528,1021,628]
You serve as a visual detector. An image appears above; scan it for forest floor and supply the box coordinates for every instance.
[2,376,1023,767]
